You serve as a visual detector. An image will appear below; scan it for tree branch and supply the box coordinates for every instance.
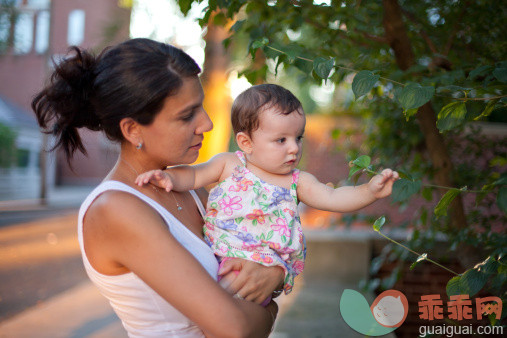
[443,2,468,56]
[401,7,439,54]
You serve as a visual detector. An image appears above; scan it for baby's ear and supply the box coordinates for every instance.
[236,132,254,154]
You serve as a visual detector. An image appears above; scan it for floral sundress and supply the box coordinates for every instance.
[203,151,306,294]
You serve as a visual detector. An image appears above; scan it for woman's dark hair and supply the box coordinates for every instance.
[32,38,201,161]
[231,84,303,136]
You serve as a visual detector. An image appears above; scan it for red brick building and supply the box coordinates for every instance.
[0,0,131,194]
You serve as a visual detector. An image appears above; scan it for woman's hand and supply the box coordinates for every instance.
[218,259,284,305]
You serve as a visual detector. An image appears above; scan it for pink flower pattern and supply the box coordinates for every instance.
[218,195,243,216]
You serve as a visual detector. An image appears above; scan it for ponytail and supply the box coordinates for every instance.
[32,47,100,161]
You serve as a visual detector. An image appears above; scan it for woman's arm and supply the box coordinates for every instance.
[85,191,274,337]
[297,169,398,213]
[136,152,236,192]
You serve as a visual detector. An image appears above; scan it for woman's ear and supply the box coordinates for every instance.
[120,117,143,148]
[236,132,254,154]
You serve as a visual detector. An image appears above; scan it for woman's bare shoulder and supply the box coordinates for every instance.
[84,189,164,234]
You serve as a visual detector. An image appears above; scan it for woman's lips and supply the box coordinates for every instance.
[190,142,202,150]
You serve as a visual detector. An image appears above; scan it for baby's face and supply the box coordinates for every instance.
[248,107,305,175]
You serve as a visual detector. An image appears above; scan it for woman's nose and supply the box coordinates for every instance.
[196,109,213,134]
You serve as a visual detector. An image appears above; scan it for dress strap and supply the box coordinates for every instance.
[235,151,247,165]
[290,169,300,203]
[189,190,206,218]
[291,169,300,185]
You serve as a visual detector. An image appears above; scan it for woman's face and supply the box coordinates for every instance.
[140,76,213,167]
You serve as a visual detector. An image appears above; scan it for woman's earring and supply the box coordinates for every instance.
[136,142,142,150]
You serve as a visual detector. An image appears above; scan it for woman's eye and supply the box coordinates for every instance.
[181,111,195,122]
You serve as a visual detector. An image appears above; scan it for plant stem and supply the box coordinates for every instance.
[376,230,460,276]
[363,168,484,193]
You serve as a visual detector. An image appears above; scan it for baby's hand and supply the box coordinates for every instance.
[367,168,399,199]
[135,170,174,192]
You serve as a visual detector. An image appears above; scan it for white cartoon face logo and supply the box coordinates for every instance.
[372,296,404,326]
[370,290,409,328]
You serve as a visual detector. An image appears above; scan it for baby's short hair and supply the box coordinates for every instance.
[231,84,303,136]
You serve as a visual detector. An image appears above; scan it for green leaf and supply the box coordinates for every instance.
[397,83,435,111]
[281,45,301,63]
[294,57,313,74]
[468,65,493,80]
[434,188,461,217]
[437,101,467,132]
[459,268,489,297]
[493,173,507,185]
[497,186,507,213]
[422,187,433,201]
[475,256,499,275]
[352,155,371,168]
[403,108,418,121]
[474,98,500,120]
[178,0,193,15]
[410,253,428,270]
[373,215,385,231]
[251,37,269,50]
[348,166,362,180]
[446,275,463,296]
[267,230,274,240]
[230,20,244,32]
[313,57,334,80]
[213,12,227,26]
[493,67,507,83]
[391,179,422,202]
[351,70,379,100]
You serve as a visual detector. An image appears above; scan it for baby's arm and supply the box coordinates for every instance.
[135,152,235,192]
[297,169,399,213]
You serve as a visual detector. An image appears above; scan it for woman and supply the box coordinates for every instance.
[32,38,283,337]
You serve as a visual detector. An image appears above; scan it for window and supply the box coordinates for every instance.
[67,9,85,46]
[34,10,49,53]
[13,11,34,54]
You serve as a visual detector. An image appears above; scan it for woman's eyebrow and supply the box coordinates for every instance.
[177,102,202,116]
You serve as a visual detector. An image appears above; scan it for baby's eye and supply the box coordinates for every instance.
[296,135,304,142]
[277,138,286,143]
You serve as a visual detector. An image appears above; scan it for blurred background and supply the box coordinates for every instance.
[0,1,505,337]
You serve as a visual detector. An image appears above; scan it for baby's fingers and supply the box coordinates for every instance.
[135,172,153,186]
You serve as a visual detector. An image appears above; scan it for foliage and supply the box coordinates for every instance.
[0,122,17,168]
[180,0,507,316]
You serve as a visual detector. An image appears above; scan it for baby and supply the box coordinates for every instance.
[136,84,398,300]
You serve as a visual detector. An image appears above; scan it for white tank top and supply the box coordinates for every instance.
[78,181,219,337]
